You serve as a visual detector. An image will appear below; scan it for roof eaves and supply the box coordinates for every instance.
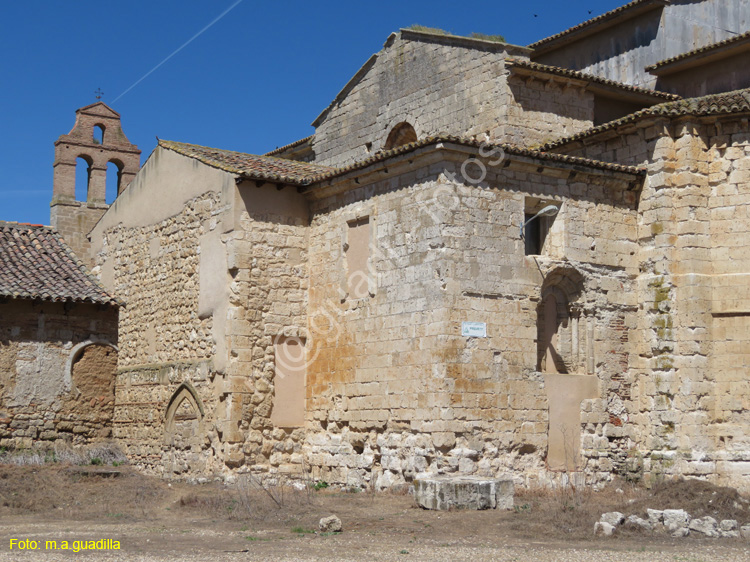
[0,222,121,307]
[264,135,314,156]
[301,136,644,192]
[529,0,669,54]
[506,59,681,101]
[542,88,750,151]
[646,31,750,75]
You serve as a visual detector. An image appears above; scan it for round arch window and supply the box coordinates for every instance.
[384,122,417,150]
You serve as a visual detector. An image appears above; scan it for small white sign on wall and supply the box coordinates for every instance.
[461,321,487,338]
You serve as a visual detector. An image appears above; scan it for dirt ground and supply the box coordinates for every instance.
[0,464,748,561]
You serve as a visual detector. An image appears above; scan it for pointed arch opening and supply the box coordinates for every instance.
[165,383,204,431]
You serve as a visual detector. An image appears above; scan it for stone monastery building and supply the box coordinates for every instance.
[3,0,750,491]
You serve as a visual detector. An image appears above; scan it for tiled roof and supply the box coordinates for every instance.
[264,136,313,156]
[161,137,644,190]
[543,88,750,150]
[529,0,668,51]
[646,31,750,73]
[303,136,646,187]
[506,59,680,101]
[0,222,119,306]
[159,140,333,185]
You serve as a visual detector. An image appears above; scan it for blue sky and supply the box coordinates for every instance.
[0,0,626,226]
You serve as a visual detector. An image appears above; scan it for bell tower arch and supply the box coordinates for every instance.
[51,102,140,265]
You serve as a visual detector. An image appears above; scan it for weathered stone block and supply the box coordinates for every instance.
[413,474,513,510]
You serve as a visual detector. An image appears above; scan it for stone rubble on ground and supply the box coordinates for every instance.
[319,515,342,533]
[600,512,625,527]
[626,515,652,531]
[596,509,749,539]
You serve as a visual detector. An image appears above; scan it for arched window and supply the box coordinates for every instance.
[537,267,585,374]
[164,383,204,452]
[384,122,417,150]
[62,341,118,436]
[74,155,93,202]
[93,124,105,145]
[106,160,123,203]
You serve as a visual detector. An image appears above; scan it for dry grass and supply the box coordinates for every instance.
[177,473,320,521]
[0,441,127,466]
[0,463,166,518]
[1,460,747,545]
[506,477,750,540]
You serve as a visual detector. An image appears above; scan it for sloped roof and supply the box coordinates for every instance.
[76,101,121,118]
[160,136,644,189]
[543,88,750,150]
[312,29,531,129]
[302,135,645,187]
[506,59,680,101]
[529,0,669,53]
[264,136,314,156]
[0,222,119,306]
[646,31,750,74]
[159,140,334,185]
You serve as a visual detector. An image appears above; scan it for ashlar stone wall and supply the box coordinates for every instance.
[302,147,640,490]
[549,115,750,491]
[312,31,595,168]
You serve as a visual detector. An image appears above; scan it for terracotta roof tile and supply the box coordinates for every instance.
[506,59,680,101]
[529,0,668,51]
[304,136,646,186]
[646,31,750,73]
[159,140,333,185]
[160,137,644,190]
[264,136,313,156]
[543,88,750,150]
[0,222,119,306]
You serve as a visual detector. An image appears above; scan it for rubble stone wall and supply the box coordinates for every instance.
[0,300,118,448]
[219,182,309,474]
[100,191,226,474]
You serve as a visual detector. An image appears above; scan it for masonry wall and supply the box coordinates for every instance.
[50,202,108,268]
[549,116,750,491]
[301,150,639,489]
[90,148,240,476]
[312,32,594,168]
[532,0,750,89]
[653,50,750,97]
[0,300,118,448]
[506,74,595,147]
[218,182,309,473]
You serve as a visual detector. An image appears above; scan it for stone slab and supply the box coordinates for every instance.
[413,474,514,510]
